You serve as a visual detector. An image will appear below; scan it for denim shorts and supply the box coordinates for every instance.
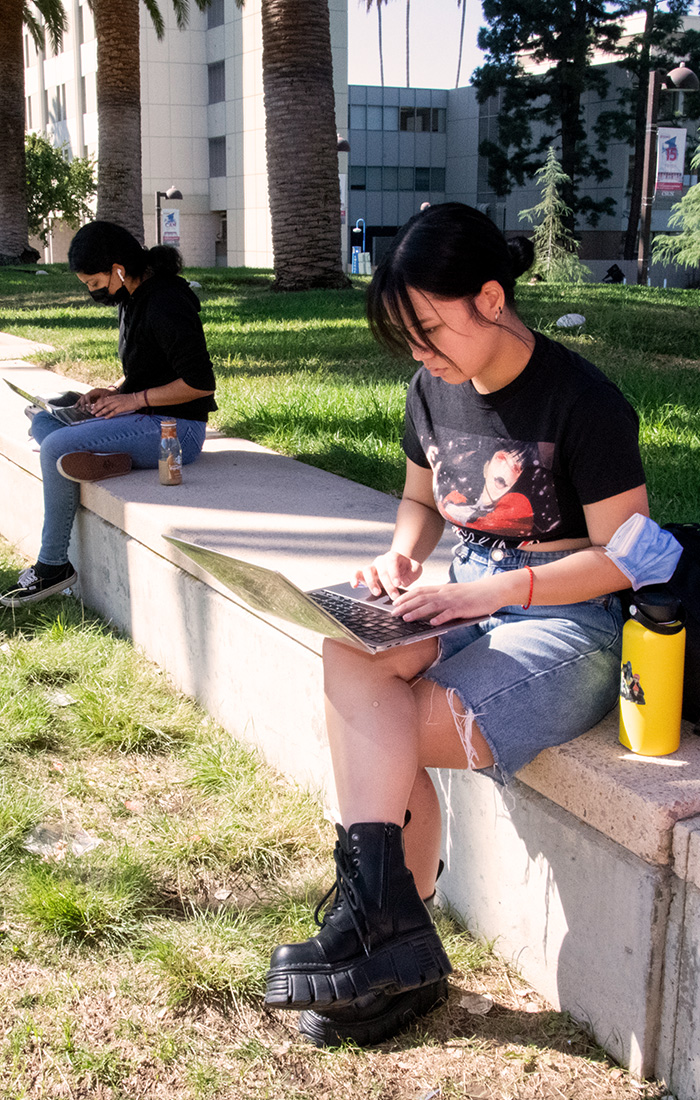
[422,541,623,783]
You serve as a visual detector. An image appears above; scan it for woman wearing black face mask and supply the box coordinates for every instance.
[0,221,217,608]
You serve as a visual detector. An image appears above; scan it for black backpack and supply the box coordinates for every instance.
[663,523,700,725]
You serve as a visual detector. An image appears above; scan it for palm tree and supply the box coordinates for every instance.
[367,0,385,87]
[0,0,67,264]
[261,0,349,290]
[94,0,231,243]
[455,0,467,88]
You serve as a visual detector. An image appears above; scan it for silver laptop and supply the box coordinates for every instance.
[4,378,95,425]
[165,536,479,654]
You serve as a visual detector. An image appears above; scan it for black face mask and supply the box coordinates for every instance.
[88,273,130,306]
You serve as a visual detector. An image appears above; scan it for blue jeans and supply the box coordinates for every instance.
[31,411,207,566]
[423,541,624,782]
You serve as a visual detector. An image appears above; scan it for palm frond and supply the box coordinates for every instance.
[141,0,166,39]
[28,0,69,52]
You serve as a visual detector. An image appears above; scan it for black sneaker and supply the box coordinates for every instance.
[0,563,77,608]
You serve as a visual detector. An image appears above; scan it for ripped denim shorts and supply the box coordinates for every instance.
[422,541,623,783]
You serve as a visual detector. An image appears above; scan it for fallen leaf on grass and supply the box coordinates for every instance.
[460,991,494,1015]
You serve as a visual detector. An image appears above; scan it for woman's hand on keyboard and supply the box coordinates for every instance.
[353,552,423,601]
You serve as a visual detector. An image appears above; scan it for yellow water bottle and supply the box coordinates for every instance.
[619,588,685,757]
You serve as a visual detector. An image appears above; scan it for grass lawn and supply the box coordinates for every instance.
[0,265,699,520]
[0,541,671,1100]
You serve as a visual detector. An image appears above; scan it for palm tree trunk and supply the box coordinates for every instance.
[93,0,144,241]
[261,0,349,290]
[455,0,467,88]
[405,0,410,87]
[378,0,384,88]
[0,0,36,264]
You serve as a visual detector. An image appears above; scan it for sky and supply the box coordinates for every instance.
[347,0,486,90]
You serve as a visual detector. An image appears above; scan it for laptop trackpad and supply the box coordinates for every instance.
[313,581,402,611]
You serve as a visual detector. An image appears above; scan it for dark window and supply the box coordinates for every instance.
[400,107,415,132]
[23,34,30,67]
[430,167,446,191]
[77,4,85,44]
[367,166,382,190]
[415,167,431,191]
[208,61,225,104]
[209,136,226,177]
[383,166,398,190]
[350,165,366,190]
[399,167,414,190]
[432,108,446,133]
[207,0,225,28]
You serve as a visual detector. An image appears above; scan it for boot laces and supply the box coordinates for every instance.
[313,841,371,954]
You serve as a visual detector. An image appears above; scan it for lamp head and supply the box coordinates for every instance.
[165,186,184,200]
[666,65,700,91]
[337,134,350,152]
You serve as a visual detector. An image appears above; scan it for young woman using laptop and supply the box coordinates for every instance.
[0,221,216,607]
[264,203,648,1047]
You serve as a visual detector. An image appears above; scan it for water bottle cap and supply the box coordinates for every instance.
[630,585,685,633]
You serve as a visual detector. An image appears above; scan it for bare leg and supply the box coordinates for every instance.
[323,638,494,899]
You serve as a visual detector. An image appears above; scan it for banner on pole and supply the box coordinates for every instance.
[162,208,181,246]
[655,128,687,194]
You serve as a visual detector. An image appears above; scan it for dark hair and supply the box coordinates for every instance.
[367,202,534,358]
[68,221,183,279]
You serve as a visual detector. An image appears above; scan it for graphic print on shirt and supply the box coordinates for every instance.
[423,433,559,542]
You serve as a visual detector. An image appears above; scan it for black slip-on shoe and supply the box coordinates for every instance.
[0,563,77,608]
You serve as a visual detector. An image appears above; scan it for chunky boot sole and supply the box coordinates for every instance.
[264,926,452,1011]
[298,977,449,1048]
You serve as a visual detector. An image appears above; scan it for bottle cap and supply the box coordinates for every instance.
[630,585,685,634]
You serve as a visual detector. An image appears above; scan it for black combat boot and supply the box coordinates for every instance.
[264,822,452,1011]
[297,862,447,1047]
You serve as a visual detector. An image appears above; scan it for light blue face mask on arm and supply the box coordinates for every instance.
[604,513,683,590]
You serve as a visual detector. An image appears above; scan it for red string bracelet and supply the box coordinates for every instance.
[143,389,151,408]
[522,565,534,610]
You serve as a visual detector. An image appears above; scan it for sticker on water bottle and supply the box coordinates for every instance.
[621,661,646,706]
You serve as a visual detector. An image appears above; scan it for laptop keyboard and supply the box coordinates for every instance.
[310,589,436,644]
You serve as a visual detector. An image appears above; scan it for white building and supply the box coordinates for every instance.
[23,0,349,268]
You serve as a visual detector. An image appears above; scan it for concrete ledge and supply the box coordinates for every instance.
[2,354,700,1095]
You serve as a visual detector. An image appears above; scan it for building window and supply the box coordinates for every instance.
[77,4,85,44]
[207,0,225,27]
[81,75,87,114]
[430,167,446,190]
[415,167,431,191]
[367,105,383,130]
[25,96,32,130]
[367,166,382,190]
[350,165,366,190]
[208,61,225,104]
[209,136,227,177]
[23,34,31,67]
[399,107,446,132]
[52,84,67,122]
[399,167,414,190]
[350,104,366,130]
[383,166,398,190]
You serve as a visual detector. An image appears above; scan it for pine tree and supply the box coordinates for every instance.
[653,146,700,269]
[519,147,590,282]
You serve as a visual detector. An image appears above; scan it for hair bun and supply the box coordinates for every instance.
[507,235,535,279]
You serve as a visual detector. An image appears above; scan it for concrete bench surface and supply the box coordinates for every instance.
[2,344,700,1096]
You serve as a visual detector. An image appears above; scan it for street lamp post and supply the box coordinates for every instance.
[637,65,699,285]
[155,186,184,246]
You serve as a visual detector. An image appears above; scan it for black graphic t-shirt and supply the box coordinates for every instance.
[402,331,645,549]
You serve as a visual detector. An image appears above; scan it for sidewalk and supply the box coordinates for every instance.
[0,331,54,360]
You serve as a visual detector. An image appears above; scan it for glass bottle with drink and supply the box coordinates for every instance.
[159,418,182,485]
